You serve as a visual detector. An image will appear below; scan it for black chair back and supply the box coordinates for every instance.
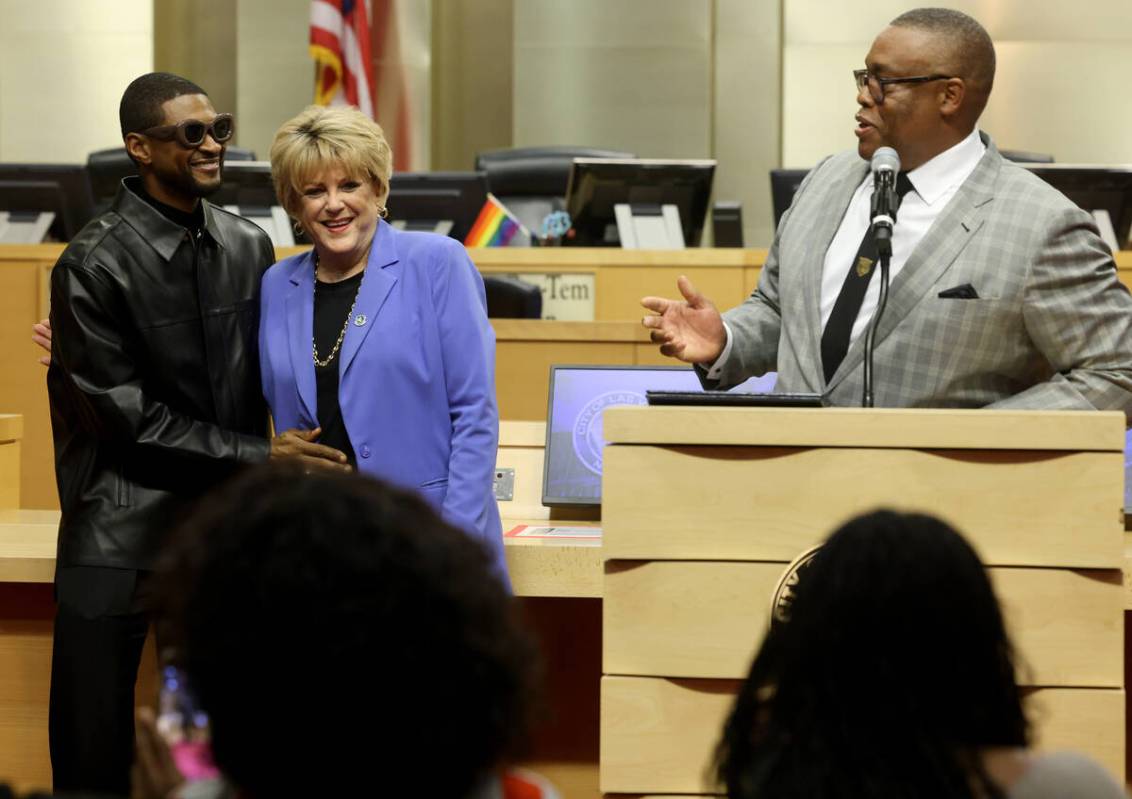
[1000,149,1055,163]
[484,275,542,319]
[475,146,635,197]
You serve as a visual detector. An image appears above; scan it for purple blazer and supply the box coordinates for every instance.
[259,221,507,585]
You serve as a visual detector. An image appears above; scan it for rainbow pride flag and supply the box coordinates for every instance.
[464,193,525,247]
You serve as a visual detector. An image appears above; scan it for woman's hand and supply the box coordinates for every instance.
[132,707,185,799]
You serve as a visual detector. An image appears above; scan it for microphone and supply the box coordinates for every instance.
[870,147,901,259]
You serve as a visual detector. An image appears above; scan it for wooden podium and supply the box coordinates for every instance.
[598,406,1126,796]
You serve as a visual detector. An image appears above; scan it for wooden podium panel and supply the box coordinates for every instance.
[600,676,736,796]
[603,560,1123,686]
[600,676,1126,796]
[602,444,1122,568]
[1027,688,1127,777]
[602,406,1125,451]
[600,407,1127,794]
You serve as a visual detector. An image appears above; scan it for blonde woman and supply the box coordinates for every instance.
[260,105,506,584]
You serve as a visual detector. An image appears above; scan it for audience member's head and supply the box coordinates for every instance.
[155,464,537,798]
[716,510,1028,799]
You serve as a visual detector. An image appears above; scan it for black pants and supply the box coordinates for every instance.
[49,567,151,796]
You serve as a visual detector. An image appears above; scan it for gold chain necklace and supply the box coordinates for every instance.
[312,252,365,367]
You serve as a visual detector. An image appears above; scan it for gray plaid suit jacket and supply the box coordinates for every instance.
[715,134,1132,418]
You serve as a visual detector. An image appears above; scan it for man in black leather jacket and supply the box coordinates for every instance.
[45,73,347,795]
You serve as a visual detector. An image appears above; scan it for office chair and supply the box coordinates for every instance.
[999,149,1055,163]
[483,275,542,318]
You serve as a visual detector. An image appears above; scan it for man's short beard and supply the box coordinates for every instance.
[193,176,223,197]
[164,165,223,200]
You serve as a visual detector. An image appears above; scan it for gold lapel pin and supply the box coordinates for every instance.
[856,256,874,277]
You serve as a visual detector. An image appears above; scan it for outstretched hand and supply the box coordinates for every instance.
[641,275,727,364]
[32,318,52,367]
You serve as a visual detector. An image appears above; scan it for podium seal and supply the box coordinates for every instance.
[771,544,822,627]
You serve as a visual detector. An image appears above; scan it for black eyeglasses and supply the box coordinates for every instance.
[141,114,235,148]
[853,69,953,104]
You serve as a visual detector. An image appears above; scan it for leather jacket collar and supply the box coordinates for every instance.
[114,176,229,261]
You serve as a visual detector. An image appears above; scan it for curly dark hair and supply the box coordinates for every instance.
[715,510,1028,799]
[154,463,538,798]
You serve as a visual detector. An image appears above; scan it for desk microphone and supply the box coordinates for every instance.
[870,147,901,259]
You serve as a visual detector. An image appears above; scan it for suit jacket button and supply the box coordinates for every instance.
[360,445,371,458]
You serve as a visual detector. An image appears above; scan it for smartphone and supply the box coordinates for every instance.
[156,665,221,781]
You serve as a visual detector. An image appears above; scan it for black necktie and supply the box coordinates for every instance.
[821,172,915,383]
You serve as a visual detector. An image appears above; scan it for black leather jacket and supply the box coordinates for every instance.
[48,178,274,570]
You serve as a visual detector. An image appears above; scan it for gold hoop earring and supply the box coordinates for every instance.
[378,205,388,219]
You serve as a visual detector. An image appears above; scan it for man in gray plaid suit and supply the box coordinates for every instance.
[643,8,1132,417]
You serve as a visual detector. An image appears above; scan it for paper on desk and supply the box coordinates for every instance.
[505,524,602,540]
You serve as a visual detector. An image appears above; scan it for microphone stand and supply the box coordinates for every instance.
[861,250,890,408]
[862,174,897,408]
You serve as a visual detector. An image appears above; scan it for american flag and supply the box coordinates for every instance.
[309,0,413,170]
[309,0,375,116]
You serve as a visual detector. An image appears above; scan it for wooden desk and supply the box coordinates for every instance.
[493,320,667,421]
[0,415,22,510]
[471,246,762,321]
[0,247,57,509]
[7,244,1132,508]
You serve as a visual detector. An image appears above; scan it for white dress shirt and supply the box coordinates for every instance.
[707,128,987,379]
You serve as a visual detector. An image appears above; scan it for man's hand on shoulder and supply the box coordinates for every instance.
[270,428,352,472]
[32,318,52,367]
[641,276,727,364]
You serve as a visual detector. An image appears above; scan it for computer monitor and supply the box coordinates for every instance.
[0,163,94,241]
[542,365,778,507]
[212,160,276,208]
[1021,164,1132,251]
[1124,431,1132,518]
[563,158,716,247]
[385,171,488,241]
[210,161,294,246]
[770,168,810,231]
